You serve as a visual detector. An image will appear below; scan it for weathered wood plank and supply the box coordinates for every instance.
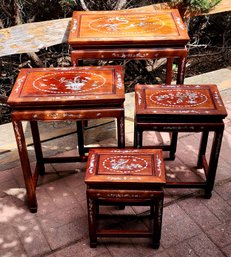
[0,0,230,57]
[0,18,71,57]
[0,4,171,57]
[205,0,231,15]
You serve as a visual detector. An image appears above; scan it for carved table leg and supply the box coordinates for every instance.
[197,131,209,169]
[205,126,224,198]
[152,195,164,249]
[30,121,45,176]
[12,120,37,213]
[176,56,187,85]
[87,194,97,248]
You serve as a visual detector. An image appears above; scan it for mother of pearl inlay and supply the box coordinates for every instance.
[88,15,165,34]
[32,71,106,94]
[15,76,26,93]
[150,90,208,107]
[103,156,148,173]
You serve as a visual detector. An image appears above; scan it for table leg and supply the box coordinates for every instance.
[30,121,45,176]
[166,58,174,84]
[12,120,37,212]
[137,129,143,148]
[117,115,125,148]
[152,196,163,249]
[116,114,125,210]
[71,51,83,67]
[205,126,224,198]
[176,56,187,84]
[169,132,178,160]
[87,195,97,248]
[134,127,143,148]
[197,131,209,169]
[77,121,85,157]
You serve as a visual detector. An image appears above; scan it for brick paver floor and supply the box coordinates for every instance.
[0,69,231,257]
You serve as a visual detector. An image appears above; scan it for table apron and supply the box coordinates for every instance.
[136,122,224,132]
[71,47,188,60]
[11,108,124,121]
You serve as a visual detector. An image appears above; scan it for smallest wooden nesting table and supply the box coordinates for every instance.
[85,148,166,248]
[7,66,125,212]
[134,84,227,197]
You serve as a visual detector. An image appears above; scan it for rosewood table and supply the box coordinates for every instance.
[68,9,189,85]
[68,9,190,158]
[85,148,166,248]
[134,84,227,197]
[7,66,125,212]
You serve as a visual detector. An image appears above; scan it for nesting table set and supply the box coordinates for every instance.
[7,8,227,248]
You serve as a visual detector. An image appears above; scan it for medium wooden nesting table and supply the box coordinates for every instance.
[85,148,166,248]
[7,66,125,212]
[134,84,227,198]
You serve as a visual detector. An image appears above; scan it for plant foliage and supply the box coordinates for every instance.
[171,0,222,12]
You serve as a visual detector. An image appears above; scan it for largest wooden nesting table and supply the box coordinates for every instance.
[68,9,190,159]
[7,66,125,212]
[68,9,189,85]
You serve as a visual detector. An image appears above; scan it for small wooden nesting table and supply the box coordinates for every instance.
[68,9,189,84]
[85,148,166,248]
[7,66,125,212]
[134,84,227,198]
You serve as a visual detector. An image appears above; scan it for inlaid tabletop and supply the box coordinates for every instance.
[85,149,165,186]
[68,9,189,47]
[8,66,124,108]
[135,84,227,117]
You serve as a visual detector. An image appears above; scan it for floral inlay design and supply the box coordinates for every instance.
[13,121,23,152]
[88,154,96,174]
[32,71,106,94]
[213,91,223,107]
[88,15,165,34]
[156,154,162,177]
[15,76,26,93]
[112,52,149,58]
[150,90,208,107]
[175,17,185,30]
[71,19,78,33]
[103,156,148,174]
[116,72,123,89]
[107,176,142,181]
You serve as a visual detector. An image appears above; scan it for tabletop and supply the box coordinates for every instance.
[85,148,166,187]
[8,66,125,108]
[135,84,227,118]
[68,9,189,48]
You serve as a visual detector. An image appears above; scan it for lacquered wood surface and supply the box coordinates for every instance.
[71,47,187,60]
[85,148,166,186]
[135,84,227,117]
[68,9,189,47]
[7,66,124,108]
